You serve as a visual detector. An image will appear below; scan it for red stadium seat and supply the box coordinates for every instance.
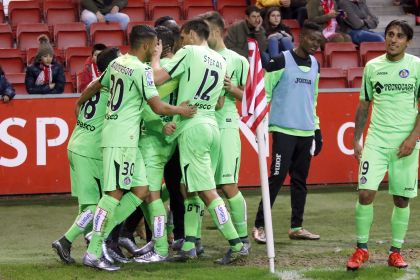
[313,50,324,68]
[149,0,182,20]
[54,23,88,49]
[90,22,125,47]
[124,0,147,22]
[26,47,64,65]
[0,3,5,23]
[347,67,364,88]
[64,72,74,93]
[290,27,301,46]
[282,19,300,29]
[324,42,359,69]
[319,68,347,88]
[0,24,14,48]
[7,73,27,94]
[117,45,129,54]
[44,1,77,25]
[359,42,385,65]
[65,47,91,74]
[218,0,246,25]
[8,1,41,28]
[183,0,214,19]
[0,49,25,74]
[17,23,50,51]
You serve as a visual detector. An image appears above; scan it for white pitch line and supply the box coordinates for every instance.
[275,270,312,280]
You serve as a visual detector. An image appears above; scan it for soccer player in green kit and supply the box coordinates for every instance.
[199,11,251,250]
[77,25,196,271]
[51,48,120,264]
[347,20,420,271]
[152,19,249,264]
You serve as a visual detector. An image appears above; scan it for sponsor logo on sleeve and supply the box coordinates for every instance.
[145,69,155,86]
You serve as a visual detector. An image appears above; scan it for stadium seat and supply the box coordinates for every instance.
[183,0,214,20]
[359,42,385,66]
[319,67,347,88]
[64,72,74,93]
[7,73,27,94]
[44,1,77,25]
[65,47,91,74]
[90,22,125,47]
[117,45,130,54]
[8,1,41,28]
[124,1,147,22]
[26,47,64,65]
[314,50,324,68]
[218,0,246,25]
[0,24,14,48]
[290,27,301,46]
[0,3,5,23]
[347,67,364,88]
[17,23,50,51]
[54,23,87,50]
[282,19,300,29]
[127,21,154,42]
[149,0,182,20]
[0,49,25,74]
[324,42,359,69]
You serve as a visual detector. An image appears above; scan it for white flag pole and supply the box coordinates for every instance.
[255,120,275,273]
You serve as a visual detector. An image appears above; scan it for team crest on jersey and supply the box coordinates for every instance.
[123,176,131,186]
[145,69,154,86]
[399,69,409,78]
[360,176,367,184]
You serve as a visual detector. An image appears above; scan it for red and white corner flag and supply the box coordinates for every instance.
[241,38,275,274]
[241,38,269,131]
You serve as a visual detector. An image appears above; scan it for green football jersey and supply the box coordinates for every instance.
[163,45,227,139]
[215,48,249,129]
[100,53,159,148]
[361,53,420,148]
[67,87,109,160]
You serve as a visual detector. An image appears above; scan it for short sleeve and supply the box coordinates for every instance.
[141,66,159,100]
[360,64,373,101]
[162,46,191,78]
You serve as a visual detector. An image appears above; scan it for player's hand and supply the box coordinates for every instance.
[96,12,105,22]
[2,95,10,103]
[153,39,163,60]
[163,122,176,136]
[398,136,417,158]
[353,140,363,162]
[313,129,323,156]
[110,6,119,14]
[223,75,233,93]
[255,17,263,31]
[178,100,196,118]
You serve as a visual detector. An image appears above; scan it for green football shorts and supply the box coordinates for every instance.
[215,127,241,186]
[68,150,103,205]
[179,123,220,193]
[139,134,175,192]
[358,144,419,198]
[103,147,148,192]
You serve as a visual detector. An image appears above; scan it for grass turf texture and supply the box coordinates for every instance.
[1,186,420,280]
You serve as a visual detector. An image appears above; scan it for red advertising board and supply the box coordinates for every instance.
[1,92,361,195]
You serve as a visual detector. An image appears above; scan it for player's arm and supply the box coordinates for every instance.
[223,75,244,101]
[148,96,196,118]
[75,78,102,117]
[216,95,225,110]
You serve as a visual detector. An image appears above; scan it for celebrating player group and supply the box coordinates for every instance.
[50,10,420,273]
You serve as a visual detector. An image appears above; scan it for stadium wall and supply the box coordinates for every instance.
[0,90,364,195]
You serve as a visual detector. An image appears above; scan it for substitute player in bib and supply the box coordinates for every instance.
[52,48,120,264]
[77,25,196,271]
[199,11,250,249]
[152,19,249,264]
[347,20,420,271]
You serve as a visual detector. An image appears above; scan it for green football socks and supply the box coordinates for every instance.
[227,192,248,238]
[148,199,168,256]
[355,201,373,245]
[64,204,96,243]
[182,196,201,251]
[391,205,410,249]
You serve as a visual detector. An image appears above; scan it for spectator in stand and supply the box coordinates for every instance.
[25,35,65,95]
[264,7,294,58]
[337,0,384,44]
[80,0,130,30]
[0,66,16,103]
[256,0,308,27]
[225,6,268,64]
[78,43,107,92]
[307,0,351,45]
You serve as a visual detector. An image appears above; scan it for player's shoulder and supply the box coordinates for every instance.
[225,48,248,64]
[364,54,387,71]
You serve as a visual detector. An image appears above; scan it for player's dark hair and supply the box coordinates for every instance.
[301,21,323,35]
[130,25,157,50]
[385,19,413,41]
[200,11,225,33]
[96,47,119,72]
[181,19,210,40]
[154,16,175,27]
[92,43,107,55]
[156,25,175,53]
[245,5,261,16]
